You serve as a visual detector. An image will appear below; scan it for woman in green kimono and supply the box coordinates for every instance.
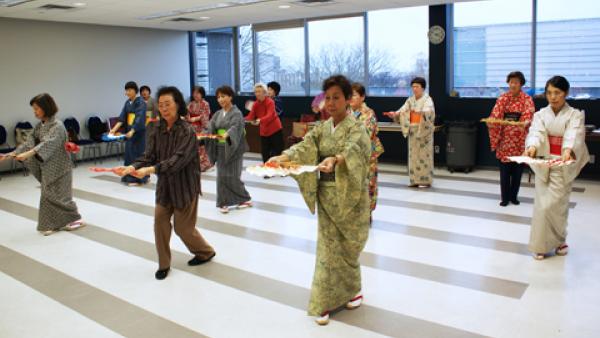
[268,75,371,325]
[384,77,435,187]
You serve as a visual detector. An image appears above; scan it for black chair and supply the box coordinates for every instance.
[0,125,16,179]
[12,122,32,176]
[105,116,126,160]
[64,117,98,165]
[85,116,107,164]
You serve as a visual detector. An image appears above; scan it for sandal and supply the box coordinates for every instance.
[555,244,569,256]
[237,201,253,209]
[62,219,85,231]
[315,311,330,326]
[346,293,363,310]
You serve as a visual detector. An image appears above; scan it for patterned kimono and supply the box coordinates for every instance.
[525,104,589,254]
[394,94,435,185]
[15,117,81,231]
[187,99,213,172]
[119,96,147,184]
[205,105,251,208]
[488,91,535,162]
[488,91,535,203]
[352,103,384,211]
[283,115,371,316]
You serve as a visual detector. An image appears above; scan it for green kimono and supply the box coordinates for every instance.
[283,114,371,316]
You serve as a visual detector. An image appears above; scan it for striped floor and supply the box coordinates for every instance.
[1,153,599,338]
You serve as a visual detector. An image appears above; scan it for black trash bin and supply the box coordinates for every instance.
[446,121,477,173]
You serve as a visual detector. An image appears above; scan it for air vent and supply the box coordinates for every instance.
[293,0,336,7]
[0,0,35,7]
[38,4,76,10]
[167,17,200,22]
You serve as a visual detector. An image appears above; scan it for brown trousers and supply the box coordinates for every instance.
[154,197,215,269]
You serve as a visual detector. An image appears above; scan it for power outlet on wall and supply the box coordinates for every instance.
[434,145,440,154]
[590,154,595,164]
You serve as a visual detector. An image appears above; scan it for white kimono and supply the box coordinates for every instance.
[525,103,589,254]
[394,94,435,185]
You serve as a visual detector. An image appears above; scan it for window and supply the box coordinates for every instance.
[368,7,429,96]
[256,25,306,95]
[453,0,532,97]
[536,0,600,98]
[308,16,364,95]
[193,29,235,95]
[238,25,255,93]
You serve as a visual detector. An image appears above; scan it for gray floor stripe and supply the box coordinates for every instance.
[102,174,534,225]
[0,245,206,338]
[242,155,585,193]
[212,175,532,253]
[95,174,532,255]
[0,197,484,338]
[81,180,528,299]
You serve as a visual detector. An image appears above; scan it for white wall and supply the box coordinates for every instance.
[0,18,191,145]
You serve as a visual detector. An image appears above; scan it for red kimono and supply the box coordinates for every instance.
[488,91,535,162]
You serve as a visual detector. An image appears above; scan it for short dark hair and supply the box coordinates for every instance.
[215,85,235,98]
[545,75,570,94]
[192,86,206,99]
[506,71,526,86]
[267,81,281,96]
[156,86,187,117]
[322,75,352,100]
[29,93,58,118]
[140,85,151,94]
[410,77,427,89]
[351,82,366,97]
[125,81,139,93]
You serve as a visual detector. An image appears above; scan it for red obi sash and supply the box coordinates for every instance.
[548,135,563,156]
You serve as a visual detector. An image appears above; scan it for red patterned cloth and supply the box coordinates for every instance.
[187,99,213,171]
[488,91,535,162]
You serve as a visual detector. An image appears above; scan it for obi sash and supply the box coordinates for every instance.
[410,111,421,124]
[217,128,227,144]
[504,112,522,122]
[127,112,135,126]
[548,135,563,156]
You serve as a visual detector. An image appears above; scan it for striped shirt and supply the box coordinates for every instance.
[133,118,201,209]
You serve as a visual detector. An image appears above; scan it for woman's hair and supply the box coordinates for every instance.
[506,71,526,86]
[192,86,206,99]
[267,81,281,96]
[124,81,139,93]
[545,75,570,94]
[410,77,427,89]
[215,85,235,98]
[254,83,268,92]
[322,75,352,100]
[140,85,151,94]
[156,86,187,117]
[351,82,366,97]
[29,93,58,118]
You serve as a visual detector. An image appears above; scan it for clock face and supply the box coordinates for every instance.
[428,25,445,45]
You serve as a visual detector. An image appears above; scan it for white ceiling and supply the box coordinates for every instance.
[0,0,478,31]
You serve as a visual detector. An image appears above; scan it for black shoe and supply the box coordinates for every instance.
[188,252,216,266]
[499,201,509,207]
[155,268,170,280]
[511,199,520,205]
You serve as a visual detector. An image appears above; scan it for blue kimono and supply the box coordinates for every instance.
[273,96,284,117]
[119,96,148,184]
